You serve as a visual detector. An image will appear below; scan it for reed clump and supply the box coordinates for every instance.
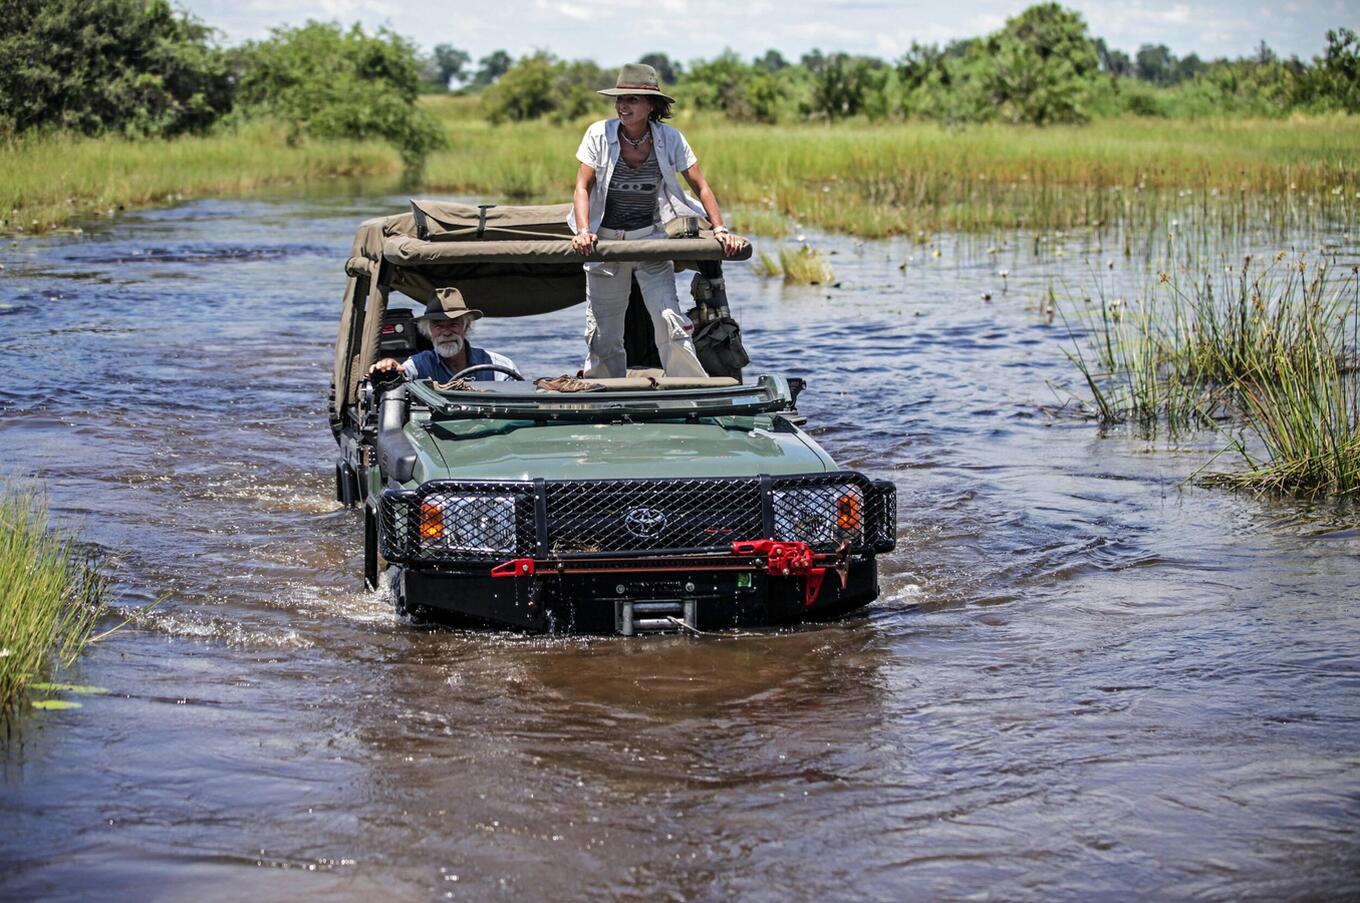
[1066,257,1359,496]
[0,486,108,716]
[778,245,835,285]
[752,252,782,278]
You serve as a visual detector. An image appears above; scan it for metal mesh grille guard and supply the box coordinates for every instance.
[379,473,896,565]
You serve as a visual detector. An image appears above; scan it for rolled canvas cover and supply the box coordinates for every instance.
[351,200,748,318]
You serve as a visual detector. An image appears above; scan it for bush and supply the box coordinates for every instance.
[0,0,232,138]
[1303,28,1360,112]
[985,3,1101,124]
[480,53,612,124]
[235,21,445,166]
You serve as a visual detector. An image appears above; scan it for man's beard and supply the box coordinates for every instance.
[432,334,464,358]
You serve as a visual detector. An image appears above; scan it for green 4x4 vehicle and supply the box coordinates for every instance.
[329,201,896,634]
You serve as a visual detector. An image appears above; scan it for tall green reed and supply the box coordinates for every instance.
[1065,255,1359,495]
[0,485,108,716]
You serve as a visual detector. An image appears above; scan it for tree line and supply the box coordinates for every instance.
[2,0,1356,168]
[474,6,1359,125]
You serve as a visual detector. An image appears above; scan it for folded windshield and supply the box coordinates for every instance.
[407,375,797,422]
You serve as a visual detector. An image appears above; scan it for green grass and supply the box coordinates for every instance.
[6,97,1357,238]
[2,120,401,234]
[1066,257,1360,496]
[777,244,835,285]
[0,485,108,717]
[421,99,1360,237]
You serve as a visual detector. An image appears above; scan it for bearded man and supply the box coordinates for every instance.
[368,287,518,382]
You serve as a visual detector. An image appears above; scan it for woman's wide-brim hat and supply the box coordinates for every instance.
[418,286,482,322]
[597,62,676,104]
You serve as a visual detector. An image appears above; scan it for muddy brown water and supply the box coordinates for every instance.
[1,192,1357,900]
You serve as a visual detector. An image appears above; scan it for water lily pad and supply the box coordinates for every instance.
[31,700,82,710]
[30,682,108,695]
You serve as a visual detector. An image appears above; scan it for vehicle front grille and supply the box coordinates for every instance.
[544,478,763,554]
[379,473,896,565]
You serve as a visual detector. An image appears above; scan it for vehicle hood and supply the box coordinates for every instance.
[410,420,836,482]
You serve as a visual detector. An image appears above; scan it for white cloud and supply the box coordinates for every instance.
[179,0,1348,59]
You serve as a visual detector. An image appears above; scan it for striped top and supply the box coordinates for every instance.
[599,149,660,231]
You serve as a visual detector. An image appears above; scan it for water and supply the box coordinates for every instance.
[1,192,1357,900]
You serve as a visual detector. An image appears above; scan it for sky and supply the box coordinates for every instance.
[178,0,1358,65]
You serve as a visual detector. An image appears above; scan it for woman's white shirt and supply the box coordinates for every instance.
[571,118,705,234]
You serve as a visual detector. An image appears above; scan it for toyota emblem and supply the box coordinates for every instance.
[624,506,668,539]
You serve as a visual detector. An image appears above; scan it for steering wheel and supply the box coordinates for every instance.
[450,364,526,382]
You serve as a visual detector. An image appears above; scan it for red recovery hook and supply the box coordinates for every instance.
[730,540,828,607]
[490,558,536,578]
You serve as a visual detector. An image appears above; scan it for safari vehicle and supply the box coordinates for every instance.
[329,201,896,634]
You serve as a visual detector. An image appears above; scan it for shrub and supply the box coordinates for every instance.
[480,53,612,124]
[235,21,445,166]
[0,0,232,138]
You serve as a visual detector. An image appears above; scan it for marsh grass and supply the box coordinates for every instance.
[753,252,782,278]
[726,206,793,238]
[2,120,400,233]
[422,102,1359,238]
[1066,257,1360,496]
[0,485,108,717]
[7,99,1356,238]
[778,245,835,285]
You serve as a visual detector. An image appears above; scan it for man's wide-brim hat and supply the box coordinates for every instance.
[597,62,675,104]
[419,286,482,322]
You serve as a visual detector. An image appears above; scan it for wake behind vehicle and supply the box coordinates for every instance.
[329,201,896,634]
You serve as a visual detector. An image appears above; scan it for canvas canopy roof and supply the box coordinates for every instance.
[345,199,752,317]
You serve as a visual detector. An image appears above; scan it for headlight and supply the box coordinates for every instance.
[417,494,517,554]
[771,484,864,546]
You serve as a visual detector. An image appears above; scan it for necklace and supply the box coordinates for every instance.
[620,127,650,148]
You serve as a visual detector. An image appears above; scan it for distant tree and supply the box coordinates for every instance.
[481,53,611,123]
[896,42,944,89]
[1135,44,1176,85]
[754,49,788,73]
[0,0,232,137]
[638,53,680,85]
[431,44,470,86]
[473,49,512,86]
[681,51,760,118]
[236,22,445,166]
[1174,53,1207,83]
[554,58,613,120]
[801,48,826,73]
[481,52,556,121]
[811,53,877,119]
[1307,27,1360,112]
[1095,38,1133,77]
[986,3,1100,124]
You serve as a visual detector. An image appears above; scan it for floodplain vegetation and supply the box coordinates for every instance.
[1065,254,1359,497]
[0,486,108,719]
[5,92,1358,237]
[420,97,1360,239]
[0,121,400,234]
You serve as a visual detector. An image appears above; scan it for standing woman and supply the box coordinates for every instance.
[571,63,746,378]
